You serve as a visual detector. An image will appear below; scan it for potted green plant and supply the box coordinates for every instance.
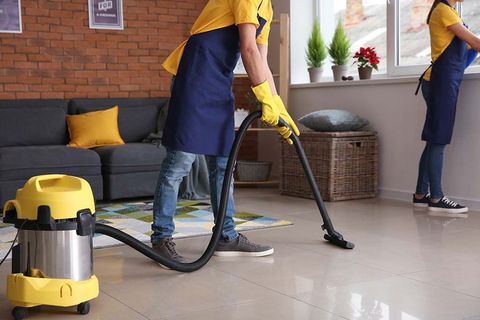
[306,18,327,83]
[328,19,351,81]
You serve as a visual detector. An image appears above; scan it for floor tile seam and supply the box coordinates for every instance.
[211,266,384,319]
[417,226,480,240]
[282,243,407,276]
[398,274,480,300]
[330,255,472,278]
[338,230,476,249]
[327,258,403,277]
[100,288,152,320]
[147,301,259,320]
[148,297,342,320]
[264,242,364,265]
[272,237,480,278]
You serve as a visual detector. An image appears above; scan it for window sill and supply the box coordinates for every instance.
[290,71,480,89]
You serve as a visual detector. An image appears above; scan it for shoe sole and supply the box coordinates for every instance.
[214,248,274,257]
[428,206,469,217]
[413,203,428,208]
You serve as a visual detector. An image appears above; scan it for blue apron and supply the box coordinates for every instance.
[421,0,467,145]
[162,10,267,157]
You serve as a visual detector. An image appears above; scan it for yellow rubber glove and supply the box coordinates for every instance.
[251,81,279,127]
[273,95,300,145]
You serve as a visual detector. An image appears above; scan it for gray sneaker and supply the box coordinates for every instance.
[152,238,187,269]
[214,233,274,257]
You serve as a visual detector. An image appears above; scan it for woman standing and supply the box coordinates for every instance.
[413,0,480,216]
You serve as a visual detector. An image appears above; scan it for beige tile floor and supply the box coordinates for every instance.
[1,188,480,320]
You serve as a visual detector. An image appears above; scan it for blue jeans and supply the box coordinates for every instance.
[415,142,445,198]
[151,148,238,244]
[415,80,446,199]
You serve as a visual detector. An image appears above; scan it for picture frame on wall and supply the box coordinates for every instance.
[88,0,124,30]
[0,0,22,33]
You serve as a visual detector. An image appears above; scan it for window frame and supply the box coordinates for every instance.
[387,0,427,76]
[316,0,480,78]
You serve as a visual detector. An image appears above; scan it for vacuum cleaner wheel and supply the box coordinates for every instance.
[11,307,28,320]
[77,301,91,315]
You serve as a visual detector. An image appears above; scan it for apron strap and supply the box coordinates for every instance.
[415,63,432,96]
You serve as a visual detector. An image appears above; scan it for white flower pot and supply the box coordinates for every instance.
[331,65,349,81]
[308,67,323,83]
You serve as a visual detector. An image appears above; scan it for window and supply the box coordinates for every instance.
[331,0,387,75]
[397,0,432,67]
[390,0,480,74]
[311,0,480,80]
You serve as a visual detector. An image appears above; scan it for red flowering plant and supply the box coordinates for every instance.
[353,46,380,70]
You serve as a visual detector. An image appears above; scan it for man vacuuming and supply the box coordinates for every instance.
[150,0,300,263]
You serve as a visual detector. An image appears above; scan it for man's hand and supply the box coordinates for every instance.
[273,95,300,145]
[252,81,279,126]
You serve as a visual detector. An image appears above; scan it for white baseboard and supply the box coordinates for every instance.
[379,188,480,211]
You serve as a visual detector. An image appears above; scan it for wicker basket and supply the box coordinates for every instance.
[280,131,378,201]
[236,160,272,182]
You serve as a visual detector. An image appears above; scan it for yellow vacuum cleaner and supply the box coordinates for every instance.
[2,175,99,320]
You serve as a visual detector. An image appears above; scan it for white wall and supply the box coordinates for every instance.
[288,76,480,208]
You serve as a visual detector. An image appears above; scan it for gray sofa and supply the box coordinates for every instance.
[0,98,169,207]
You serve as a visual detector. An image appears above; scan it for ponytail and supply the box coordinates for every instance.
[427,0,442,24]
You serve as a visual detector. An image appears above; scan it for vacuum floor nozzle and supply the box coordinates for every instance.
[324,234,355,249]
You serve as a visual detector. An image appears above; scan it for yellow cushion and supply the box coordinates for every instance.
[66,106,125,149]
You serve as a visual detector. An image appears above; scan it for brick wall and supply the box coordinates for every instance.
[0,0,258,159]
[0,0,207,99]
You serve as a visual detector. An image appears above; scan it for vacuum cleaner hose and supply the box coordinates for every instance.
[94,111,260,272]
[95,110,354,272]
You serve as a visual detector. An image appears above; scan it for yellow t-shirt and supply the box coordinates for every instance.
[162,0,273,76]
[424,2,462,80]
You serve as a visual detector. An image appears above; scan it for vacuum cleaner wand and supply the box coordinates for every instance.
[277,116,355,249]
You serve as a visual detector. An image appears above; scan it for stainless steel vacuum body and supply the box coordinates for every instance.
[17,229,93,282]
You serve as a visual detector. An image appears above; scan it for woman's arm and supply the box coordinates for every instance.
[448,23,480,52]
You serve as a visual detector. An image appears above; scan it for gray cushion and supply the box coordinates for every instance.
[101,172,159,200]
[298,109,369,132]
[94,143,166,174]
[68,98,169,143]
[0,145,101,181]
[0,100,68,147]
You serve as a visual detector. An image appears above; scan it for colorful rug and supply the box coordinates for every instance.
[0,200,293,259]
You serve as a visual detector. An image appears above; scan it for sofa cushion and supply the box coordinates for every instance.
[68,98,169,143]
[66,106,125,148]
[94,143,166,174]
[0,145,101,181]
[0,99,68,147]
